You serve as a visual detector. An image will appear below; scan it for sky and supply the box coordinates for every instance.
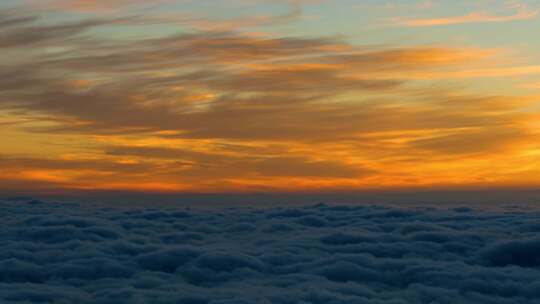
[1,0,540,196]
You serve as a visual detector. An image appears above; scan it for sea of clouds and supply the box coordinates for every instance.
[1,199,540,303]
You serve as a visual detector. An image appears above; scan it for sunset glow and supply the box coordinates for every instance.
[2,0,540,195]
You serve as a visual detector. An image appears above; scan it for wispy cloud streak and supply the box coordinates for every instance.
[0,1,540,193]
[398,4,537,27]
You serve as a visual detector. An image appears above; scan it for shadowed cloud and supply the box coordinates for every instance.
[1,200,540,303]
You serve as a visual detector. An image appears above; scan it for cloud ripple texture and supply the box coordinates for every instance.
[1,200,540,303]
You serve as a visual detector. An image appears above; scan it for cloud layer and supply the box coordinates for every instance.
[1,199,540,303]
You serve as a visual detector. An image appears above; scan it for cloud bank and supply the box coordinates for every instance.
[1,199,540,303]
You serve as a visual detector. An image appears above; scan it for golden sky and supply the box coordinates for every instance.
[1,0,540,195]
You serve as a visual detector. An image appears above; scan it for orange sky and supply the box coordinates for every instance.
[1,0,540,195]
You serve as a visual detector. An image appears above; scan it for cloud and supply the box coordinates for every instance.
[0,7,539,192]
[28,0,171,13]
[1,200,540,303]
[398,5,538,27]
[408,127,532,155]
[0,146,375,194]
[0,14,120,48]
[28,0,305,32]
[477,238,540,267]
